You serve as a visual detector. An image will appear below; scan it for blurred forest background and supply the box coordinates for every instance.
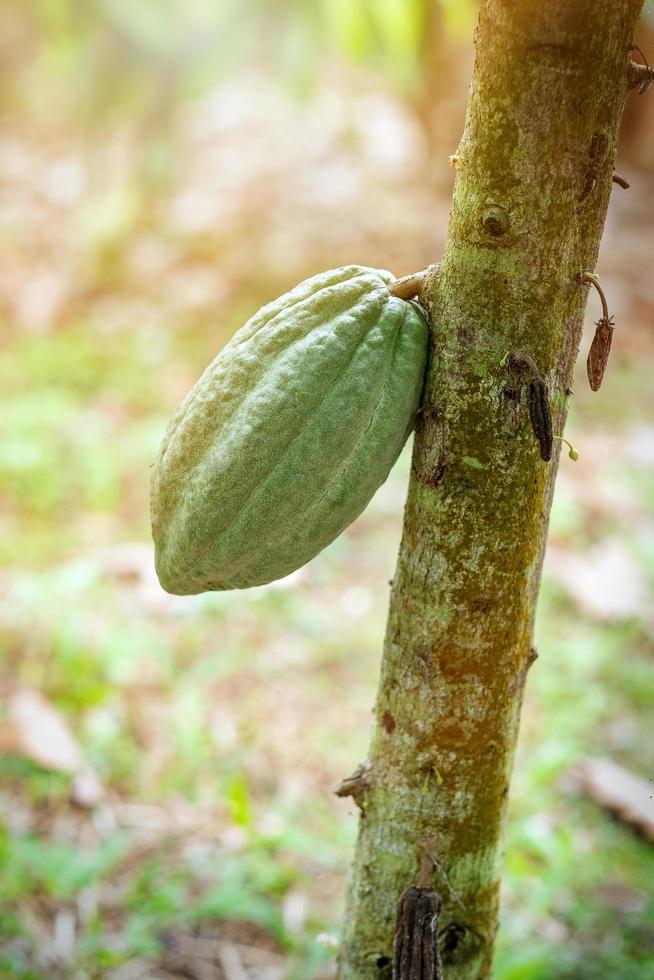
[1,2,654,978]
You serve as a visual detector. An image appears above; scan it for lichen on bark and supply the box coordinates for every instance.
[338,2,646,977]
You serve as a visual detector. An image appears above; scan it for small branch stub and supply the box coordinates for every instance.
[629,45,653,94]
[335,760,372,812]
[393,882,443,980]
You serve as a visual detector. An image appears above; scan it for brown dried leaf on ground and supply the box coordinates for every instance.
[159,929,286,980]
[3,688,103,806]
[573,757,654,842]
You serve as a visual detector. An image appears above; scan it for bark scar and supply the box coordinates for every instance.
[382,711,397,733]
[425,455,446,488]
[579,132,610,203]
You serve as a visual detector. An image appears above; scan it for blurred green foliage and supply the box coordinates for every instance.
[21,0,478,111]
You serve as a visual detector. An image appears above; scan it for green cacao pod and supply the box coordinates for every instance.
[151,265,428,594]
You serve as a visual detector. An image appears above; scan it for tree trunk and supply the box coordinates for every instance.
[338,2,646,977]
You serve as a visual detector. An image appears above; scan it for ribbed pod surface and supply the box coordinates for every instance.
[151,265,428,593]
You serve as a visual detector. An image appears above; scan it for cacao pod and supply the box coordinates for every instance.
[151,265,428,594]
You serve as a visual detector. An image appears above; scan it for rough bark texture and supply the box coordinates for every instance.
[339,2,645,978]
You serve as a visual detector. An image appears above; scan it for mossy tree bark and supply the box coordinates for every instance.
[339,2,647,977]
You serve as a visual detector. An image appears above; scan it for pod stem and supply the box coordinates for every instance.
[578,272,610,323]
[388,270,428,301]
[554,435,579,460]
